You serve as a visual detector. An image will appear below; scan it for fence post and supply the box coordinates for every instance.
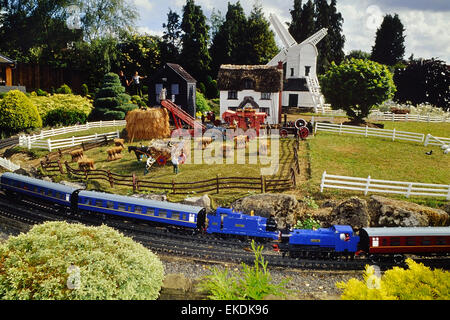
[314,122,318,134]
[216,175,220,194]
[365,125,368,137]
[320,171,326,192]
[107,170,114,188]
[290,168,296,187]
[57,160,64,174]
[339,123,342,135]
[364,175,371,195]
[172,179,175,194]
[47,139,52,152]
[27,136,31,150]
[392,128,396,141]
[132,173,137,193]
[260,175,265,193]
[406,183,413,198]
[424,134,430,146]
[447,185,450,200]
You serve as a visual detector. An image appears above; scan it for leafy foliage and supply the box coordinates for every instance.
[394,58,449,111]
[336,259,450,300]
[0,221,165,300]
[320,58,396,122]
[91,72,137,120]
[0,90,42,136]
[198,240,291,300]
[55,84,73,94]
[29,94,93,123]
[196,90,211,113]
[371,14,406,66]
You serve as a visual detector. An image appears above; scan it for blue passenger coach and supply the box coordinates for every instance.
[77,190,206,229]
[0,172,76,207]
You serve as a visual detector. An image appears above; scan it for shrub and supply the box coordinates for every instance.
[29,94,93,123]
[56,84,72,94]
[198,240,290,300]
[36,89,48,97]
[0,90,42,136]
[336,259,450,300]
[0,221,165,300]
[81,84,89,97]
[196,90,210,113]
[320,58,396,123]
[43,107,88,126]
[90,73,138,121]
[295,214,321,230]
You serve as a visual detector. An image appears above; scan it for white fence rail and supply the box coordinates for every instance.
[19,131,120,151]
[369,111,450,123]
[18,120,126,147]
[424,134,450,147]
[320,171,450,200]
[0,157,20,171]
[314,122,425,143]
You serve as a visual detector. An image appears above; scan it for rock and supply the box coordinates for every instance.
[330,197,370,229]
[231,193,302,229]
[60,180,86,189]
[162,273,192,292]
[132,193,167,202]
[368,195,449,227]
[182,194,211,209]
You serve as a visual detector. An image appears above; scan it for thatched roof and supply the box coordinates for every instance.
[218,64,283,92]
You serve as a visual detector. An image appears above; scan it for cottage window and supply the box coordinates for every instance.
[228,91,238,100]
[155,84,163,102]
[243,79,255,90]
[171,83,179,95]
[290,68,294,76]
[261,92,271,100]
[305,66,311,77]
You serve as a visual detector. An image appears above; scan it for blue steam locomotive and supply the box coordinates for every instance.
[0,172,368,258]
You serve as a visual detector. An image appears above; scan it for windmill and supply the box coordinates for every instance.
[267,14,328,113]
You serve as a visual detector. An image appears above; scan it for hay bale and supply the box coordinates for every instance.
[126,108,171,141]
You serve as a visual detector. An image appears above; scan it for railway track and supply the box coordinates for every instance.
[0,137,19,151]
[0,193,448,271]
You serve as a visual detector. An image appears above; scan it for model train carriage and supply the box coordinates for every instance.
[77,190,206,229]
[206,207,279,240]
[0,172,76,207]
[285,225,359,257]
[359,227,450,255]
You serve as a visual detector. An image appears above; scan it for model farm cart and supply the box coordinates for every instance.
[221,107,267,136]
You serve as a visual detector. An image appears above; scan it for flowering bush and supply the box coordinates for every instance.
[336,259,450,300]
[0,221,164,300]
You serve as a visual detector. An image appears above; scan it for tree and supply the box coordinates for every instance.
[394,58,449,111]
[371,14,406,66]
[288,0,303,42]
[289,0,315,44]
[161,9,182,63]
[0,90,42,137]
[320,58,396,123]
[90,73,138,120]
[327,0,345,67]
[245,1,279,65]
[0,221,165,299]
[345,50,371,61]
[180,0,211,83]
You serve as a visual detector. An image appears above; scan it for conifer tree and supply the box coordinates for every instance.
[371,14,406,66]
[180,0,211,82]
[161,9,182,63]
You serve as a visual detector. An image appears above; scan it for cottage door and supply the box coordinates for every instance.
[288,94,298,107]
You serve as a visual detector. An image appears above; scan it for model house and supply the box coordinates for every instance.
[217,64,283,124]
[147,63,197,117]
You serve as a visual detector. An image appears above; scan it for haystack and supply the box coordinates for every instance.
[126,108,171,141]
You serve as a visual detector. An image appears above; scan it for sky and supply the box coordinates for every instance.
[132,0,450,63]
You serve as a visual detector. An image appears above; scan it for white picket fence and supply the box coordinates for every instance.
[320,171,450,200]
[18,120,126,147]
[424,134,450,147]
[369,111,450,123]
[0,157,20,171]
[314,122,425,143]
[19,131,120,151]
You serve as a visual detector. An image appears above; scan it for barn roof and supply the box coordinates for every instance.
[218,64,283,93]
[0,53,15,65]
[166,63,197,83]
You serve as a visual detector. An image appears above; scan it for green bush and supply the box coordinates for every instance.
[0,90,42,135]
[29,94,93,123]
[336,259,450,300]
[36,89,48,97]
[43,107,88,126]
[196,90,211,113]
[90,73,138,121]
[0,221,165,300]
[56,84,72,94]
[198,240,290,300]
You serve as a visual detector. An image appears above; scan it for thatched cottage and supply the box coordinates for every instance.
[217,64,283,124]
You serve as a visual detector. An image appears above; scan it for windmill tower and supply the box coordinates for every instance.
[267,14,328,113]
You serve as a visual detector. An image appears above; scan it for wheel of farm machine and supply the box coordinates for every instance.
[294,118,307,129]
[298,127,310,139]
[280,129,288,138]
[156,155,167,166]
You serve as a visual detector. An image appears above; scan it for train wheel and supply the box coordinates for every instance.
[280,129,288,138]
[294,118,307,129]
[299,127,309,139]
[156,155,167,166]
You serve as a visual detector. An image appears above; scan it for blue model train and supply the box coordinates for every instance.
[5,173,446,261]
